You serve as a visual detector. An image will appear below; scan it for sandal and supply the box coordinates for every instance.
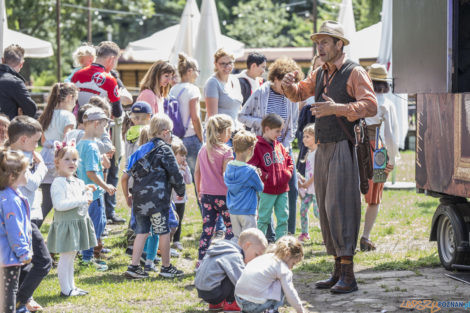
[360,237,376,251]
[26,298,43,312]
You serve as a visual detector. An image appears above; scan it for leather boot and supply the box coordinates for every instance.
[315,257,341,289]
[330,262,358,294]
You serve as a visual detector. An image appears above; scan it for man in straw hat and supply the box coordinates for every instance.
[281,20,377,294]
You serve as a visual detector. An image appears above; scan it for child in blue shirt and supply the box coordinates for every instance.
[76,108,116,270]
[224,130,264,241]
[0,149,31,313]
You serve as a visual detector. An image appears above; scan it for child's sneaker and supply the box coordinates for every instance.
[170,248,180,257]
[159,264,184,278]
[298,233,310,242]
[173,241,183,251]
[208,301,224,311]
[144,262,159,272]
[79,259,108,271]
[125,265,149,279]
[223,300,241,312]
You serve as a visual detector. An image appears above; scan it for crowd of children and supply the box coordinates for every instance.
[0,65,322,313]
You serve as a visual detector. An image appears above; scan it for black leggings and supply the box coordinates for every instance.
[197,276,235,304]
[1,266,21,313]
[173,203,185,242]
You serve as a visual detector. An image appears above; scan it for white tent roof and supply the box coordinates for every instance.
[123,24,243,64]
[350,22,382,60]
[1,1,53,58]
[3,29,54,58]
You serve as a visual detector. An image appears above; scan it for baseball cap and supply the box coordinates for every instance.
[131,101,152,114]
[83,107,112,122]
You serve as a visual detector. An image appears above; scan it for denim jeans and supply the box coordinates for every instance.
[17,222,52,304]
[105,155,120,218]
[82,197,106,261]
[288,150,298,234]
[235,295,284,313]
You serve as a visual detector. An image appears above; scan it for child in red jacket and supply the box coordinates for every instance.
[248,114,293,241]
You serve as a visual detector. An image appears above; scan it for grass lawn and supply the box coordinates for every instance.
[34,150,441,312]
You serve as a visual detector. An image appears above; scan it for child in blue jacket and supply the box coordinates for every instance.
[224,130,264,241]
[0,149,32,313]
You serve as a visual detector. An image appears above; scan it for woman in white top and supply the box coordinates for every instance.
[360,64,400,251]
[205,48,243,130]
[169,53,203,177]
[137,60,175,115]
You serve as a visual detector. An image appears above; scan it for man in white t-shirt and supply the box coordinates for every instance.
[238,52,267,105]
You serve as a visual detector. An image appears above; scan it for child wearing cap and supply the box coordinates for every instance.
[76,107,117,270]
[122,101,153,258]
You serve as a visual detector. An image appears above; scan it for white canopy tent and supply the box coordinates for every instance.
[123,0,244,86]
[338,0,357,62]
[0,0,53,58]
[349,22,382,61]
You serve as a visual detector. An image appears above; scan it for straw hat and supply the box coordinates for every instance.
[368,63,391,82]
[310,21,350,46]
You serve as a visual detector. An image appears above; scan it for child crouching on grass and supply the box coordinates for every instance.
[235,236,306,313]
[224,130,263,242]
[195,228,268,312]
[123,114,185,279]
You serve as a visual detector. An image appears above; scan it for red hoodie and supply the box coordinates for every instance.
[248,136,293,195]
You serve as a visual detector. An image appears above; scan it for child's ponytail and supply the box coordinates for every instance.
[39,82,78,131]
[274,236,304,263]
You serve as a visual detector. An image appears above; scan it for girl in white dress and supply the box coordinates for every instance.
[46,141,97,297]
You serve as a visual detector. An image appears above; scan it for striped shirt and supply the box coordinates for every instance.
[266,88,288,141]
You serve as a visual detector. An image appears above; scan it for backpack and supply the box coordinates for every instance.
[163,88,190,138]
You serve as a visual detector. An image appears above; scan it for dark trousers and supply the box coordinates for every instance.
[173,203,185,243]
[17,222,52,304]
[105,155,120,219]
[197,276,235,304]
[287,153,298,234]
[38,184,53,229]
[1,266,21,313]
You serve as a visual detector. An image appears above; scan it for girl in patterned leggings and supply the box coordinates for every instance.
[297,124,319,242]
[194,114,234,266]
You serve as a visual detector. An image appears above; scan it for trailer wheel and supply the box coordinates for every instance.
[436,208,466,270]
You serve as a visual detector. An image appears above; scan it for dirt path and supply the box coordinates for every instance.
[292,267,469,313]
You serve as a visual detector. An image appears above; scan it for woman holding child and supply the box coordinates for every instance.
[238,57,303,236]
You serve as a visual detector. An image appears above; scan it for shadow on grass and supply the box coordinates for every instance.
[369,252,440,271]
[77,272,195,285]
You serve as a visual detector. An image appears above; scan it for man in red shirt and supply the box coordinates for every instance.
[72,41,125,225]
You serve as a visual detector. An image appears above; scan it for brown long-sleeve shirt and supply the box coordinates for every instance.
[283,54,377,121]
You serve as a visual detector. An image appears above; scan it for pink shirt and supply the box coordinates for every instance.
[198,144,233,195]
[136,89,163,114]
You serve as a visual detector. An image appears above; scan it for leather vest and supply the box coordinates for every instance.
[314,60,358,143]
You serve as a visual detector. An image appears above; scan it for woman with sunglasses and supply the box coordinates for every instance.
[204,48,243,130]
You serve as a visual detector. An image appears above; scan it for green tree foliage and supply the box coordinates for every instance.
[353,0,382,30]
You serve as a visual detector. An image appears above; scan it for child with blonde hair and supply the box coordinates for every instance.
[194,114,234,264]
[0,115,10,147]
[47,142,97,297]
[297,124,319,242]
[122,113,185,279]
[235,236,306,313]
[196,228,268,312]
[65,44,96,82]
[224,130,263,241]
[0,149,31,313]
